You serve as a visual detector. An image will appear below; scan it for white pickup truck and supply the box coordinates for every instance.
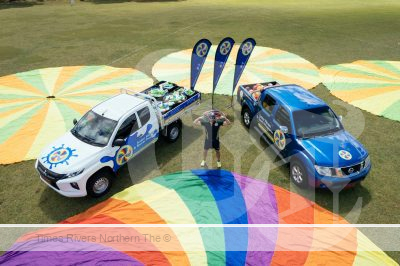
[35,81,201,197]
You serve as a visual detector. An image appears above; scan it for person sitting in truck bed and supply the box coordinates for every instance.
[193,110,231,168]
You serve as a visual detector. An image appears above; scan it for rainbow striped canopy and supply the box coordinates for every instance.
[0,66,153,164]
[320,60,400,122]
[0,170,396,265]
[152,46,320,95]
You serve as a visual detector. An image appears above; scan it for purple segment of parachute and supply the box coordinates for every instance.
[0,238,144,266]
[233,172,279,265]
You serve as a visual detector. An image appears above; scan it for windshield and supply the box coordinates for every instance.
[293,106,342,138]
[71,111,117,146]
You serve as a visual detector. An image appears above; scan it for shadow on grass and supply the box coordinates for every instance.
[0,1,42,10]
[315,184,372,215]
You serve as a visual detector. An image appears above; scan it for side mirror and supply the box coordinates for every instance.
[338,115,343,122]
[279,125,288,134]
[113,139,125,147]
[73,118,78,125]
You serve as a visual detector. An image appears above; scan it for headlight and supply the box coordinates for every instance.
[315,165,333,176]
[66,169,84,178]
[314,165,344,177]
[363,155,371,168]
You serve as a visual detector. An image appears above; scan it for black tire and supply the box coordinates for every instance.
[165,121,181,143]
[290,160,308,188]
[86,169,113,197]
[242,107,252,128]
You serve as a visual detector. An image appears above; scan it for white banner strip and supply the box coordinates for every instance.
[0,224,399,228]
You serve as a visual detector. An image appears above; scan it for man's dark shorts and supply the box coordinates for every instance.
[204,140,220,151]
[201,118,223,151]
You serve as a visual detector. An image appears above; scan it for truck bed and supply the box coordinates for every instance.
[239,81,279,100]
[142,81,201,126]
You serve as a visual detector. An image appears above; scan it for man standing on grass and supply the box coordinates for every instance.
[193,110,231,168]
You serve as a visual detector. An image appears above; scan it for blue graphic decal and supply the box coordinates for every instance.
[100,124,159,171]
[42,144,78,169]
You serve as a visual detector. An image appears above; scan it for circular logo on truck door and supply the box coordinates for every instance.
[116,145,133,165]
[273,130,286,150]
[339,150,352,160]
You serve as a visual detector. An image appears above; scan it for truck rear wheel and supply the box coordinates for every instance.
[242,107,252,128]
[165,121,181,143]
[86,169,113,197]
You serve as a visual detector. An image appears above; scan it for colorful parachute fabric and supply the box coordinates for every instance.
[152,46,320,95]
[0,66,153,164]
[1,170,396,265]
[320,60,400,122]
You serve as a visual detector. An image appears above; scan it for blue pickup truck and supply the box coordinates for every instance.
[237,82,371,190]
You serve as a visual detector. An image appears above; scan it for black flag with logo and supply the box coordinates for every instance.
[212,37,235,107]
[190,39,212,90]
[231,38,256,105]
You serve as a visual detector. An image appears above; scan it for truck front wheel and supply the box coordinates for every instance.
[165,121,181,143]
[290,160,308,188]
[86,169,113,197]
[242,107,252,128]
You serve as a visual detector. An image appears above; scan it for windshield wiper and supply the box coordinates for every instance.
[301,134,316,140]
[71,129,105,147]
[82,135,96,143]
[321,127,341,136]
[72,130,93,144]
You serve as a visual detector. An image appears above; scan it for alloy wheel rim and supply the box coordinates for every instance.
[292,165,303,183]
[170,127,179,140]
[244,112,250,125]
[93,177,109,194]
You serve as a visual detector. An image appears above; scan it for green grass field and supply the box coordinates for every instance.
[0,0,399,261]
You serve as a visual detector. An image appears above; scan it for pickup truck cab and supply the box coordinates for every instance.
[36,81,200,197]
[238,82,371,190]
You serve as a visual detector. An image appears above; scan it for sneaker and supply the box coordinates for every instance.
[200,160,206,167]
[217,161,222,168]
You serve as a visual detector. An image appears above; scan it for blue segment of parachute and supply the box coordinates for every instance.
[192,169,248,266]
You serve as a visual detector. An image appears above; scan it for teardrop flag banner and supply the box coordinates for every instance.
[231,38,256,105]
[212,37,235,107]
[190,39,212,90]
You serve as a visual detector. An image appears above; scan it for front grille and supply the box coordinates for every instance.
[37,162,66,179]
[37,162,66,190]
[341,163,362,176]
